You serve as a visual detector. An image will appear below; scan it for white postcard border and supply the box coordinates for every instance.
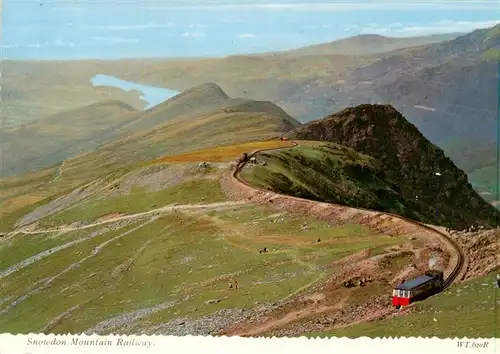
[0,334,496,354]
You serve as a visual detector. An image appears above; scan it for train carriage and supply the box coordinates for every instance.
[392,270,444,308]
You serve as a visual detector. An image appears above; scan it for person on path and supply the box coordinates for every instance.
[234,279,238,290]
[229,281,233,290]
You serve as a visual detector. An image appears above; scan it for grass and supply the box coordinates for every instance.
[0,203,406,334]
[0,227,102,271]
[480,48,500,61]
[150,139,290,164]
[37,178,227,228]
[240,142,423,221]
[306,273,499,338]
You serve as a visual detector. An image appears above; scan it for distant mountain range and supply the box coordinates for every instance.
[3,26,499,200]
[251,33,463,57]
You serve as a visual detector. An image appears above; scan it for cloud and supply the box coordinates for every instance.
[395,19,500,34]
[1,44,41,49]
[154,1,500,11]
[188,24,207,28]
[182,32,206,38]
[1,40,75,49]
[359,19,500,36]
[51,40,75,47]
[359,26,390,34]
[49,6,83,12]
[235,33,255,39]
[92,37,139,43]
[85,23,174,31]
[343,24,360,32]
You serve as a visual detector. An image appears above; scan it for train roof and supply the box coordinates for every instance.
[395,275,434,290]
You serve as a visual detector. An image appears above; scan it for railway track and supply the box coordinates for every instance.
[232,140,466,289]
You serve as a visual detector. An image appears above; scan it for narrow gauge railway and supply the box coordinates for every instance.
[233,139,466,309]
[392,270,444,309]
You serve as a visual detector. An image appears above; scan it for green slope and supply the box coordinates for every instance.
[241,142,425,221]
[307,272,498,339]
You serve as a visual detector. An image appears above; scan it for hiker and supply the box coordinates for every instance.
[259,248,263,254]
[234,279,238,290]
[497,274,500,288]
[263,247,267,253]
[229,281,233,290]
[317,237,321,243]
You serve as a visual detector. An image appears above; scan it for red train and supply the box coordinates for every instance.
[392,270,444,309]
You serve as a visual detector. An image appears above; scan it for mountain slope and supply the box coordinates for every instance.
[75,89,301,176]
[0,83,300,180]
[287,104,500,229]
[115,82,298,136]
[241,142,426,221]
[0,101,140,177]
[264,33,463,57]
[233,24,498,198]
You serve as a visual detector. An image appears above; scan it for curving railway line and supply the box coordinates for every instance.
[232,140,466,290]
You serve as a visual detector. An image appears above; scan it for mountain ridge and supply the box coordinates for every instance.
[0,83,300,179]
[287,104,500,229]
[240,32,463,58]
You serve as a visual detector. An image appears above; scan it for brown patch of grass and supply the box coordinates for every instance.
[1,195,46,213]
[150,139,290,164]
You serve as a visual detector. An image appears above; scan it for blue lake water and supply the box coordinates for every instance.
[90,74,179,109]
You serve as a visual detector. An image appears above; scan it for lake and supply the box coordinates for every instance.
[90,74,180,109]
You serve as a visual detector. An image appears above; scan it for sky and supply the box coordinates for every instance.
[2,0,500,59]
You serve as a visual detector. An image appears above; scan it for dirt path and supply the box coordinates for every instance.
[227,140,465,284]
[1,217,159,316]
[219,139,468,336]
[9,201,246,236]
[1,201,246,280]
[49,160,65,184]
[237,297,347,337]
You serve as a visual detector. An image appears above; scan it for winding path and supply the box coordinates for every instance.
[49,160,65,184]
[8,201,245,236]
[231,140,466,289]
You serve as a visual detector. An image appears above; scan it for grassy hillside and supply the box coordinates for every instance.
[241,142,424,221]
[0,83,300,179]
[306,272,498,338]
[0,101,139,177]
[0,157,410,335]
[288,105,500,229]
[0,140,289,229]
[2,60,147,126]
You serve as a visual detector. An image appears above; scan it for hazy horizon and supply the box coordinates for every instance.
[3,0,500,60]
